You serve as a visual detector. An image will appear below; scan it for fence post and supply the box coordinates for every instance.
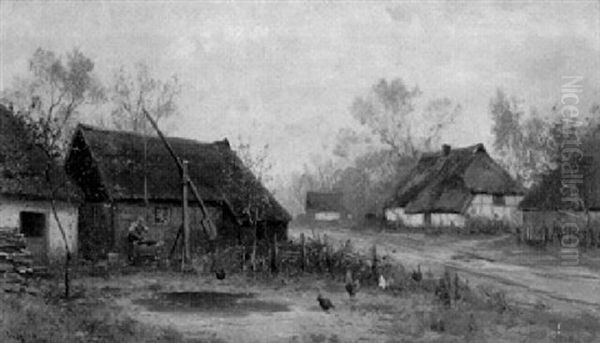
[240,244,245,272]
[300,233,306,272]
[271,233,279,274]
[322,234,328,272]
[372,244,378,281]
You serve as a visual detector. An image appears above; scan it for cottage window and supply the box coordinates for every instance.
[20,212,46,237]
[154,207,170,225]
[492,195,505,206]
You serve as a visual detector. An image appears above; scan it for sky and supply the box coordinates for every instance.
[1,0,599,178]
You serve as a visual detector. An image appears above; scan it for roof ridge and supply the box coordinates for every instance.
[77,123,230,147]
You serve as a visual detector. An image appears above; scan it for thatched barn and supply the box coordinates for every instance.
[519,138,600,241]
[305,191,348,221]
[0,105,80,263]
[65,124,290,260]
[385,144,525,228]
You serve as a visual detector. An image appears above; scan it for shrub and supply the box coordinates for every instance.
[464,217,512,235]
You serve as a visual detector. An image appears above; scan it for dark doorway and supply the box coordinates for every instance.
[20,211,47,263]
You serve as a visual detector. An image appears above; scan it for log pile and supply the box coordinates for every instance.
[0,228,34,293]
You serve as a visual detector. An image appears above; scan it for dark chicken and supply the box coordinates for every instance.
[317,294,334,311]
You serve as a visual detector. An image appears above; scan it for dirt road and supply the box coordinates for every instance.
[289,225,600,316]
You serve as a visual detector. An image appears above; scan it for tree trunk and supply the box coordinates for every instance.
[49,198,71,298]
[252,221,257,273]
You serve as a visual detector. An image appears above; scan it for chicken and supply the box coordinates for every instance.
[345,270,360,298]
[378,274,388,290]
[317,294,334,311]
[411,264,422,282]
[215,268,226,280]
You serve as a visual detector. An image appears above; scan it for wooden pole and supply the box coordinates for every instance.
[143,108,217,241]
[300,233,306,272]
[272,233,278,274]
[182,160,190,267]
[372,244,378,281]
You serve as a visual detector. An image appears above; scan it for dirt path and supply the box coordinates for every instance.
[289,225,600,316]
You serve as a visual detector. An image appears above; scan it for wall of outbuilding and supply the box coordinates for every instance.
[466,194,523,228]
[384,207,424,227]
[0,196,78,262]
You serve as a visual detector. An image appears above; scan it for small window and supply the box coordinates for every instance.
[154,207,170,225]
[492,195,505,206]
[20,212,46,237]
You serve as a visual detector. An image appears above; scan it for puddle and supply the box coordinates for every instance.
[134,291,290,316]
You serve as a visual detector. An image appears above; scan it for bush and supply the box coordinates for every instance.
[464,217,512,235]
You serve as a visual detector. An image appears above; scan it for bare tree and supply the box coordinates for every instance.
[108,62,181,134]
[349,78,460,159]
[3,48,104,153]
[2,48,102,297]
[489,88,557,186]
[231,138,275,270]
[350,78,422,158]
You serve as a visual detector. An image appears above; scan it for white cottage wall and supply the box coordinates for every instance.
[314,212,341,221]
[431,213,466,227]
[384,207,424,227]
[0,196,78,260]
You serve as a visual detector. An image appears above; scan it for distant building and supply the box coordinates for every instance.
[385,144,524,228]
[65,124,291,260]
[0,105,80,263]
[519,138,600,240]
[305,191,348,221]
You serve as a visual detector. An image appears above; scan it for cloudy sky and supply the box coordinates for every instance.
[1,1,599,176]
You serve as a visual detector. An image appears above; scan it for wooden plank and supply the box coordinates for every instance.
[182,160,190,263]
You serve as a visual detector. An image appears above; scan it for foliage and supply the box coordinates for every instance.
[2,48,103,154]
[463,217,513,235]
[107,62,181,133]
[343,78,460,159]
[489,88,600,188]
[233,137,274,224]
[489,89,558,187]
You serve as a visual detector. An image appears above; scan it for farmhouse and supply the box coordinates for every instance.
[65,124,291,260]
[0,105,79,263]
[385,144,524,228]
[305,191,348,221]
[519,138,600,239]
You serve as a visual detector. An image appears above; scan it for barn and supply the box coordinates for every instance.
[385,144,524,228]
[0,105,79,263]
[519,138,600,243]
[305,191,348,221]
[65,124,291,260]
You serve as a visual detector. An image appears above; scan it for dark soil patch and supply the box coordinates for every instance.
[134,291,290,316]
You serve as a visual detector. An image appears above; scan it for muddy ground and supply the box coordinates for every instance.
[69,223,600,343]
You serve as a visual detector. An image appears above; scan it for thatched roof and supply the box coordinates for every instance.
[0,105,79,201]
[305,191,345,212]
[519,138,600,211]
[65,124,291,222]
[388,144,524,214]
